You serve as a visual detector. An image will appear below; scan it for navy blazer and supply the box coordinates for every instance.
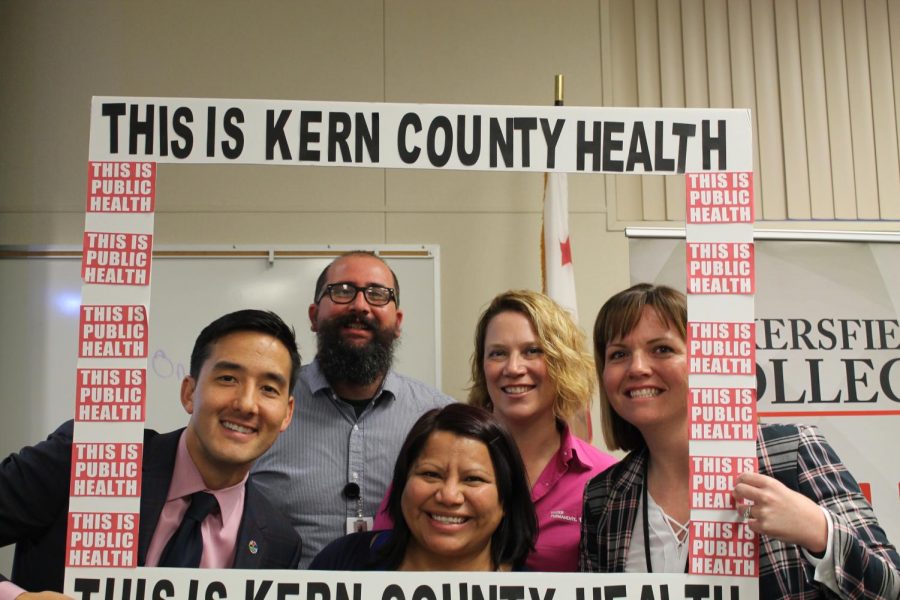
[580,424,900,599]
[1,420,301,592]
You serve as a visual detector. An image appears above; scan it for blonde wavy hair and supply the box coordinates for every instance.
[468,290,595,421]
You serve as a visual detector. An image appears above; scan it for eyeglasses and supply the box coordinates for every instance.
[316,282,396,307]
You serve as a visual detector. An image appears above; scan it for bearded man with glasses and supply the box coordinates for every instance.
[253,251,454,568]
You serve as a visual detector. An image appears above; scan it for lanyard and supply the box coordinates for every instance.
[641,457,688,574]
[642,458,654,573]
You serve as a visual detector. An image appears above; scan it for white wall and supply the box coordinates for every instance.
[0,1,625,411]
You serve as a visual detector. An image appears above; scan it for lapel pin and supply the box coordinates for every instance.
[248,540,259,555]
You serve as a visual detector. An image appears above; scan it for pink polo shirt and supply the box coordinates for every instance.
[527,424,617,571]
[371,425,617,572]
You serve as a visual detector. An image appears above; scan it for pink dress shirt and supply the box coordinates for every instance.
[144,431,248,568]
[0,432,248,600]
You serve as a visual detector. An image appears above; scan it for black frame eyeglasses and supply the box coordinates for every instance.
[316,282,396,307]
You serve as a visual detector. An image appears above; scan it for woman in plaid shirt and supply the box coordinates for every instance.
[579,283,899,599]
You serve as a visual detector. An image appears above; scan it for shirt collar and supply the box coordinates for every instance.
[557,422,595,472]
[168,430,248,526]
[305,358,397,403]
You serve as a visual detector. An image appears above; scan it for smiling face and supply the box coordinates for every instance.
[400,430,504,570]
[309,254,403,346]
[482,310,556,428]
[181,330,294,489]
[601,306,688,438]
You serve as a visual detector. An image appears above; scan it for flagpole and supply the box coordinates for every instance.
[541,75,565,293]
[544,74,593,441]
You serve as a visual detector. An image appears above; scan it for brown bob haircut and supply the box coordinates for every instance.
[593,283,687,451]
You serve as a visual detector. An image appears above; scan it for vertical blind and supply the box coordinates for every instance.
[599,0,900,226]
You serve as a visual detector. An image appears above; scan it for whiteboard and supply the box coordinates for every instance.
[0,245,441,452]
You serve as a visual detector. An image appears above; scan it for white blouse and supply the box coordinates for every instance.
[626,491,839,596]
[625,492,690,573]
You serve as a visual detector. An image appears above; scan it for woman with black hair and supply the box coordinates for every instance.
[311,403,537,571]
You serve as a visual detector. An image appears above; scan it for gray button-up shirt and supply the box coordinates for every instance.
[251,359,454,568]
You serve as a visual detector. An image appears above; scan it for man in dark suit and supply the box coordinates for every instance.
[1,309,303,597]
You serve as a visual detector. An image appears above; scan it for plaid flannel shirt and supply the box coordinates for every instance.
[580,424,900,599]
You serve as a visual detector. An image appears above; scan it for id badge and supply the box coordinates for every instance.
[346,516,374,534]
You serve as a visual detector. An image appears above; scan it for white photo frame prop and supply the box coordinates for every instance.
[65,97,755,599]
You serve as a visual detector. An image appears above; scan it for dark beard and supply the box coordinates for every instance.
[316,312,397,387]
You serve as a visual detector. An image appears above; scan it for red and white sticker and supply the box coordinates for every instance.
[70,442,142,497]
[688,321,755,375]
[690,520,758,577]
[81,232,152,286]
[78,305,148,358]
[66,512,138,567]
[690,455,756,510]
[75,368,146,422]
[686,242,755,295]
[86,161,155,213]
[689,387,757,440]
[686,172,753,224]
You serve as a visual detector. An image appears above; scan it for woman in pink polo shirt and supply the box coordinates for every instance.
[466,290,617,571]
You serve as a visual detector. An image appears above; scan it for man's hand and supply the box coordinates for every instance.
[16,592,75,600]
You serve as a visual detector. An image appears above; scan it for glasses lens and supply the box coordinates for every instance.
[364,286,392,306]
[330,283,358,303]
